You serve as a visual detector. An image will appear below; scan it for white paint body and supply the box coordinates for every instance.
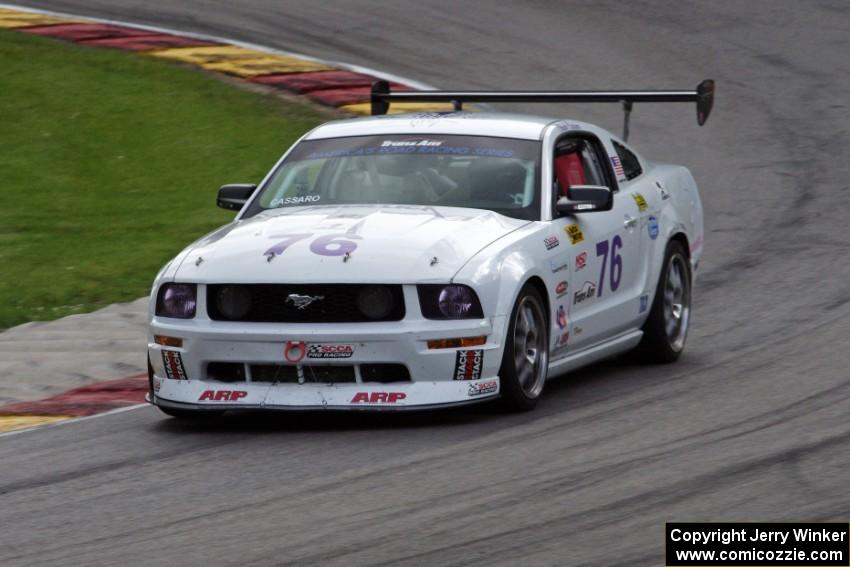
[148,112,704,411]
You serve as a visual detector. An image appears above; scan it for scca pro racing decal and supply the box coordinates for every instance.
[307,344,354,359]
[162,350,187,380]
[468,380,498,397]
[454,349,483,381]
[351,392,406,403]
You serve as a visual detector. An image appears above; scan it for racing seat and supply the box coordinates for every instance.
[553,152,585,197]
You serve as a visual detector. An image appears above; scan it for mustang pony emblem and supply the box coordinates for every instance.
[286,294,325,310]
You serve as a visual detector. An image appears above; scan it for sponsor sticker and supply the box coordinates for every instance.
[307,344,354,359]
[153,377,162,392]
[655,181,670,200]
[198,390,247,401]
[351,392,407,403]
[565,224,584,245]
[270,194,321,207]
[454,349,484,381]
[639,294,649,314]
[468,380,498,397]
[555,332,569,347]
[632,193,648,212]
[284,340,306,363]
[556,305,567,330]
[544,235,560,250]
[549,259,568,273]
[575,251,587,271]
[573,281,597,305]
[647,216,659,240]
[161,350,187,380]
[555,281,568,297]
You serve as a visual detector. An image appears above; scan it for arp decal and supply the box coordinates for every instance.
[351,392,407,403]
[595,236,623,297]
[468,380,498,397]
[264,233,362,260]
[284,340,306,363]
[454,349,484,381]
[647,216,659,240]
[198,390,248,401]
[307,344,354,359]
[544,235,560,250]
[639,294,649,314]
[556,305,567,330]
[573,281,597,305]
[632,193,648,212]
[161,350,187,380]
[555,281,568,298]
[564,224,584,245]
[549,259,568,273]
[575,251,587,271]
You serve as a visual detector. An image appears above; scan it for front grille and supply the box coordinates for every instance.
[361,364,411,383]
[207,284,405,323]
[250,364,356,383]
[207,362,245,382]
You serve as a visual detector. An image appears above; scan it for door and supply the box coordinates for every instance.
[549,134,644,353]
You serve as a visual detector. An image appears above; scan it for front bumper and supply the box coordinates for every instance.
[148,313,506,410]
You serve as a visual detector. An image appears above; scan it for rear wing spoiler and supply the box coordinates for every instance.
[370,79,715,141]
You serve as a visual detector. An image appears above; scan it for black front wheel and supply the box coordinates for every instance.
[499,285,549,412]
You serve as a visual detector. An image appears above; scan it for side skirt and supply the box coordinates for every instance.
[547,330,643,379]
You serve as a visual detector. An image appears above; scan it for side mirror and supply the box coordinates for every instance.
[217,184,257,211]
[556,185,613,214]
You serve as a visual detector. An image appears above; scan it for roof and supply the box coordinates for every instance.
[303,112,587,141]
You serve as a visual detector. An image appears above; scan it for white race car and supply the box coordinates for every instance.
[147,81,714,415]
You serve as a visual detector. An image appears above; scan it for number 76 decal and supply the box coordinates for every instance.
[265,233,361,259]
[595,235,622,297]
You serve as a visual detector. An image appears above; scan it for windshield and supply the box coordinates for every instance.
[243,134,542,220]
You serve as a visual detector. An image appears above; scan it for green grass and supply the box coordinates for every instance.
[0,29,324,329]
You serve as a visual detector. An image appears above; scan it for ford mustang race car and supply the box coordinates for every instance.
[147,80,714,416]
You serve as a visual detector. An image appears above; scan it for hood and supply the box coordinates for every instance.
[174,205,530,283]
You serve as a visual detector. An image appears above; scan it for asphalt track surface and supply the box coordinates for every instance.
[4,1,850,565]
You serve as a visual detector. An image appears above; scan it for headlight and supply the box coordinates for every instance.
[417,284,484,319]
[155,283,196,319]
[214,285,253,320]
[357,285,394,320]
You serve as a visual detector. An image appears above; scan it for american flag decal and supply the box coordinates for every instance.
[611,156,625,178]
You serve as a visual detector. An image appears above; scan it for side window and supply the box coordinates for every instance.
[552,135,611,199]
[612,140,643,180]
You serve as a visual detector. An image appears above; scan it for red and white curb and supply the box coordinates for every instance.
[0,4,452,433]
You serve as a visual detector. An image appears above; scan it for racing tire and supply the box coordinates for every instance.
[636,240,692,363]
[148,356,224,419]
[499,284,549,412]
